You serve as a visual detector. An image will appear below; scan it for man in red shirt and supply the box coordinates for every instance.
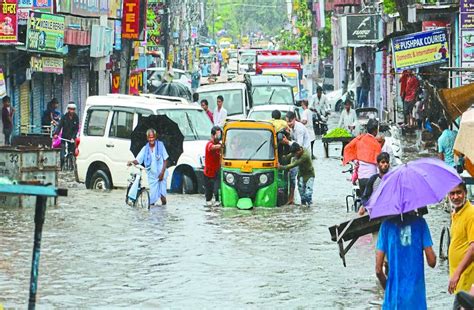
[403,71,419,127]
[204,126,222,206]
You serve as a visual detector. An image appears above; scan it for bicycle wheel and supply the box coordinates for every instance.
[439,226,451,260]
[125,184,133,205]
[136,188,150,210]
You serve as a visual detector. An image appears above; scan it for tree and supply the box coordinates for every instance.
[279,0,312,55]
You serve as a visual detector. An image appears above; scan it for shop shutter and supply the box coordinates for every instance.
[62,67,72,112]
[19,81,30,135]
[78,68,89,118]
[31,73,43,134]
[53,74,64,107]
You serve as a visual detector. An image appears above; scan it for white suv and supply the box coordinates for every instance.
[76,94,212,194]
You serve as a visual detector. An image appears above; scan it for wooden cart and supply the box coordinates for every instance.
[321,136,354,158]
[328,207,428,267]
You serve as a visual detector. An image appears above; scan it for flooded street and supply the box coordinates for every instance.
[0,119,453,309]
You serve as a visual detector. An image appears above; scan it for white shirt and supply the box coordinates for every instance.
[310,93,329,115]
[338,108,357,131]
[301,109,316,141]
[358,160,377,179]
[213,107,227,127]
[355,71,362,88]
[291,121,311,151]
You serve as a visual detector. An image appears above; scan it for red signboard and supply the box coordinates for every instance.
[122,0,140,40]
[0,0,18,44]
[111,71,144,94]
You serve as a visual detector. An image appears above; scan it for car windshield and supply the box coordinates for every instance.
[240,54,255,64]
[158,109,212,141]
[148,69,185,81]
[248,110,289,121]
[198,89,244,116]
[224,129,274,160]
[252,86,293,105]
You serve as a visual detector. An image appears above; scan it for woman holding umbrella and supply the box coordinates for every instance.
[128,128,169,206]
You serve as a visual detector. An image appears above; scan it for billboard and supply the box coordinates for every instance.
[26,11,65,53]
[30,55,64,74]
[340,14,381,46]
[0,0,18,44]
[392,28,449,71]
[122,0,140,39]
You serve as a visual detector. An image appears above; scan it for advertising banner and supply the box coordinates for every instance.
[111,70,143,94]
[0,68,6,98]
[122,0,139,39]
[461,0,474,29]
[392,28,449,71]
[340,14,381,46]
[0,0,18,44]
[30,55,64,74]
[147,0,164,47]
[422,21,449,31]
[18,0,33,24]
[109,0,122,19]
[33,0,53,12]
[26,12,65,53]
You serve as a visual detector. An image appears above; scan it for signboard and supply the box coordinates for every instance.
[90,24,114,57]
[340,14,381,46]
[0,0,18,44]
[392,28,449,71]
[26,12,65,53]
[422,21,449,31]
[111,71,143,94]
[0,68,6,98]
[461,0,474,29]
[122,0,140,39]
[114,20,121,50]
[147,1,164,47]
[18,0,33,24]
[30,55,64,74]
[33,0,52,12]
[109,0,122,19]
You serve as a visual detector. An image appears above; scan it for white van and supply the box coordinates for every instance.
[196,82,251,119]
[76,94,212,194]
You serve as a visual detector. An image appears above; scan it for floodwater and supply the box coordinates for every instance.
[0,116,453,308]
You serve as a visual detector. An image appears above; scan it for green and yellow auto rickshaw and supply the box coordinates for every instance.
[220,120,289,209]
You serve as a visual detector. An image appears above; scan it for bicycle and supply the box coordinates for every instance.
[60,137,76,172]
[342,163,361,213]
[125,165,150,210]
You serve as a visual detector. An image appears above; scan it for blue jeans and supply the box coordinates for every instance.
[359,88,369,107]
[298,176,314,205]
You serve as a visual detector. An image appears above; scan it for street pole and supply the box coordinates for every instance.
[119,39,132,94]
[212,0,215,42]
[28,195,47,310]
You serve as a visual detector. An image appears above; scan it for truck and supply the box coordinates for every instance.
[255,50,304,99]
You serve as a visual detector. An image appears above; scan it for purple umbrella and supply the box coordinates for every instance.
[366,157,462,219]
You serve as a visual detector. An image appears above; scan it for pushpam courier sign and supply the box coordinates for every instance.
[392,28,449,71]
[122,0,140,40]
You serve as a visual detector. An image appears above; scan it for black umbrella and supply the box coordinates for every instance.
[130,115,184,167]
[153,81,192,101]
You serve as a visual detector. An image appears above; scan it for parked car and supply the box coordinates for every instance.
[147,67,191,93]
[326,82,356,112]
[76,94,212,194]
[248,75,295,106]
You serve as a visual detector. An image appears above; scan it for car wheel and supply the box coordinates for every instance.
[90,170,112,191]
[335,100,343,112]
[182,173,196,194]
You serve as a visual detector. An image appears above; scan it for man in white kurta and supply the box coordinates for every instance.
[130,129,169,206]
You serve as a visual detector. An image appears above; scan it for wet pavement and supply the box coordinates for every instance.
[0,114,453,308]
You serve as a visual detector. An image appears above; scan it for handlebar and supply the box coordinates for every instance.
[342,162,354,174]
[59,137,74,143]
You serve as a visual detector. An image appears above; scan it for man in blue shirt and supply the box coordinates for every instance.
[437,117,457,167]
[376,214,436,309]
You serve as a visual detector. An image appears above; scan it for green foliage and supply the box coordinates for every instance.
[279,0,312,55]
[207,0,287,41]
[383,0,397,14]
[318,14,332,59]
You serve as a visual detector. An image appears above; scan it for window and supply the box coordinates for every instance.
[158,109,212,141]
[109,111,134,139]
[224,129,274,161]
[85,110,109,136]
[198,89,244,116]
[252,86,293,106]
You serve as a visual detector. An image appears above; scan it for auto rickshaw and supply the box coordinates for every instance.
[220,120,289,209]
